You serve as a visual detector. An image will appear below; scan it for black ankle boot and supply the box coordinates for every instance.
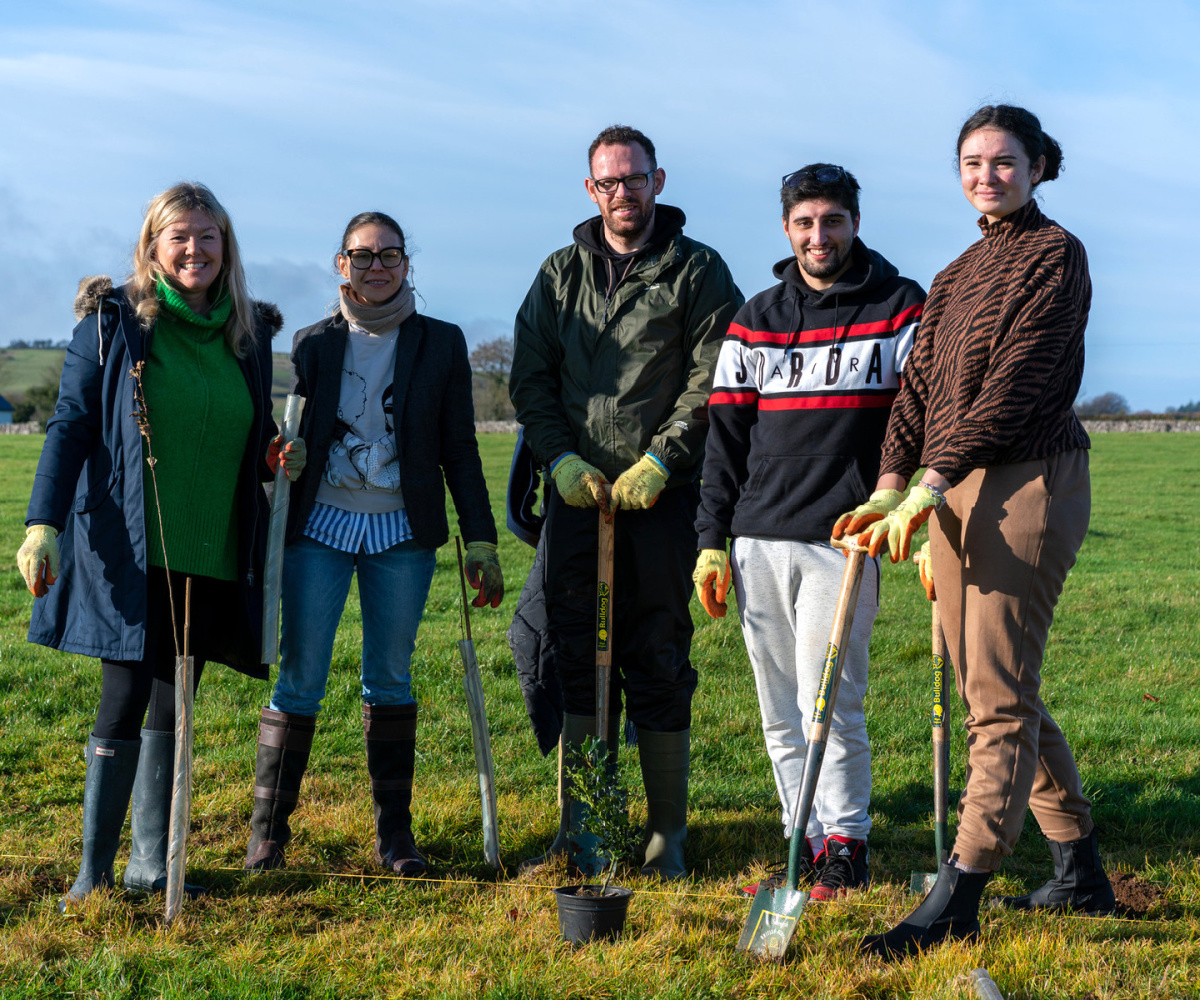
[995,828,1115,915]
[860,862,992,961]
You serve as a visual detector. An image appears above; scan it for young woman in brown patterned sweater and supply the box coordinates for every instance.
[833,105,1115,960]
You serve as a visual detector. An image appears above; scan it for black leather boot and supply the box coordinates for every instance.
[123,728,205,896]
[860,862,992,961]
[363,702,425,876]
[59,735,140,912]
[995,828,1115,915]
[244,709,316,870]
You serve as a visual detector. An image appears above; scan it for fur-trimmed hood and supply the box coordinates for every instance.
[72,273,284,337]
[74,275,115,320]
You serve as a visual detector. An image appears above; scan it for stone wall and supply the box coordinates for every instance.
[0,422,41,434]
[1082,420,1200,433]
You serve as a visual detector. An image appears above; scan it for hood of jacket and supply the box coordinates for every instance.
[571,203,687,259]
[73,273,284,336]
[770,237,900,307]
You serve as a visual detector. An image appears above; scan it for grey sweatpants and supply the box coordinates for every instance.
[731,537,879,842]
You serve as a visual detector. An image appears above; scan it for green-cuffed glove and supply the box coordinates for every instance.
[863,485,941,563]
[831,489,904,542]
[17,524,59,597]
[692,548,730,618]
[464,541,504,608]
[551,453,610,510]
[915,540,935,601]
[611,454,668,511]
[267,435,307,481]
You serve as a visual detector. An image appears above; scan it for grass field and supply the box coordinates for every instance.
[0,433,1197,999]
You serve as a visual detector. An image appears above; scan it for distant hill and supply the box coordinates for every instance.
[0,349,67,398]
[0,347,295,420]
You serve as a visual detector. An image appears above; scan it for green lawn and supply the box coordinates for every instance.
[0,433,1196,999]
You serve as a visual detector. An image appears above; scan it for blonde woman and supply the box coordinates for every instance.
[16,182,298,909]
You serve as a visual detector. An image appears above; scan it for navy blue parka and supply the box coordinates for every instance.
[25,277,282,678]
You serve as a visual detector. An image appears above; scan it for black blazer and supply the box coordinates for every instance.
[286,311,497,550]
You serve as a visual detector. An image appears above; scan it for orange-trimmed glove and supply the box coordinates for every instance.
[551,453,609,510]
[831,489,904,542]
[611,454,668,510]
[863,484,942,562]
[692,548,731,618]
[915,541,936,601]
[17,524,59,597]
[266,435,307,481]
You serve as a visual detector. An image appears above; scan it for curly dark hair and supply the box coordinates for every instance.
[588,125,657,173]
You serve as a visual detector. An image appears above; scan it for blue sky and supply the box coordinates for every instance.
[1,0,1196,409]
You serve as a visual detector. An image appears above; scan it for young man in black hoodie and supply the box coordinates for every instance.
[693,165,925,901]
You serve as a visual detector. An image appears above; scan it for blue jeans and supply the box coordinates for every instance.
[270,536,437,716]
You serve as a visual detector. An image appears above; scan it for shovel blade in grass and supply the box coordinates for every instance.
[737,887,810,958]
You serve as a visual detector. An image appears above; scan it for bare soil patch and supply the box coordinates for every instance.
[1110,871,1164,917]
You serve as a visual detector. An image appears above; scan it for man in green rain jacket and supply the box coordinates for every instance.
[510,125,742,879]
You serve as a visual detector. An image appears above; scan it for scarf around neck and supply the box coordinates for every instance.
[338,280,416,335]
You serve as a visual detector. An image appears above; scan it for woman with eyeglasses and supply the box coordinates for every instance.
[833,105,1114,960]
[16,182,291,910]
[243,211,502,877]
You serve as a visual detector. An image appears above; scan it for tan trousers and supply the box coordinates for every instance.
[930,449,1093,871]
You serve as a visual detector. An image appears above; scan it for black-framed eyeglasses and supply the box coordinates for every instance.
[343,247,406,270]
[782,165,849,188]
[591,172,654,194]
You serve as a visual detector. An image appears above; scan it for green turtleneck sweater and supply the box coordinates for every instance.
[141,281,253,581]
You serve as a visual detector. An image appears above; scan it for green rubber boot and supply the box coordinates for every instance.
[59,735,139,912]
[638,728,690,880]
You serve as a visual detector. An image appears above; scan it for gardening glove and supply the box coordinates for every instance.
[610,454,668,511]
[551,453,610,511]
[831,489,904,542]
[266,435,307,482]
[17,524,59,597]
[464,541,504,608]
[692,548,731,618]
[863,484,941,563]
[914,541,936,601]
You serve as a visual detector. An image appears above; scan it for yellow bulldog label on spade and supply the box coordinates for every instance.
[596,582,610,651]
[931,653,945,726]
[814,643,839,724]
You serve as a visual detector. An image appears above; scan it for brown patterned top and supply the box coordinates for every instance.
[880,199,1091,486]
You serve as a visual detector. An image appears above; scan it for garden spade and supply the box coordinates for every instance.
[738,539,868,959]
[594,490,615,753]
[262,393,305,664]
[910,598,951,895]
[455,538,501,869]
[165,577,194,925]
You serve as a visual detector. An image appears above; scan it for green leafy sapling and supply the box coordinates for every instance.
[568,735,644,892]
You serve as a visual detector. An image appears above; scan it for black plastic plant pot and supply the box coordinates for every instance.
[554,885,633,944]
